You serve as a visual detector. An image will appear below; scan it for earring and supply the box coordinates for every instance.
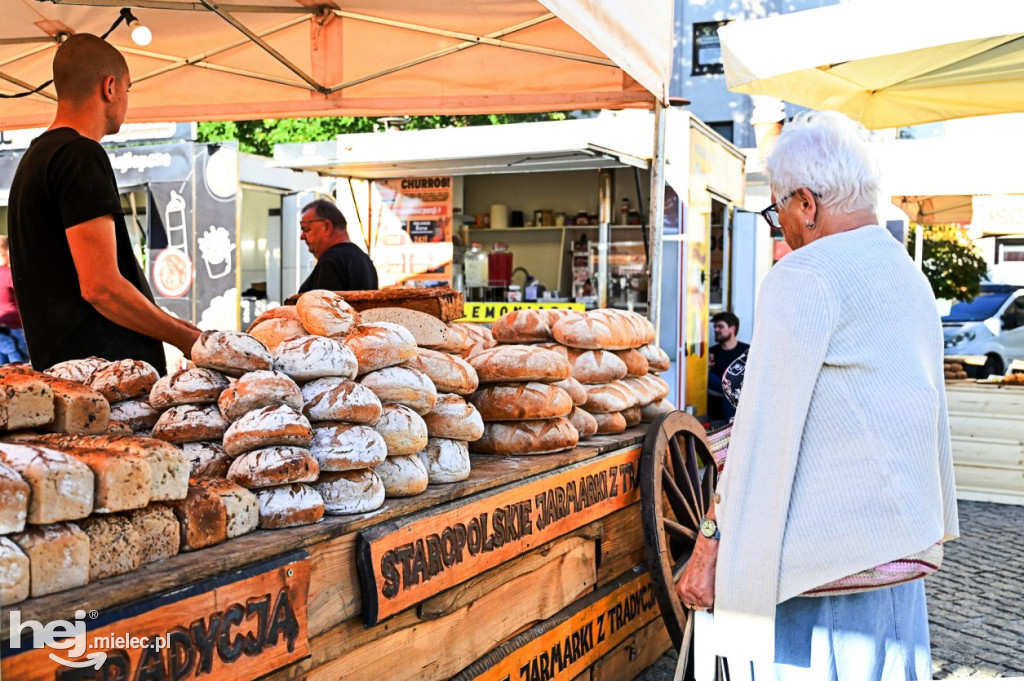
[806,221,816,229]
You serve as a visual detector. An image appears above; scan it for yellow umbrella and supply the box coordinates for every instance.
[719,0,1024,128]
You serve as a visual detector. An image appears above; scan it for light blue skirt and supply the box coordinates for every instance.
[744,580,932,681]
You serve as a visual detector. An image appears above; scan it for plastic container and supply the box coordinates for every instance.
[507,285,522,302]
[465,243,489,302]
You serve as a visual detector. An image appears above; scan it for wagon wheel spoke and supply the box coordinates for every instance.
[664,517,698,543]
[669,434,701,511]
[662,467,700,530]
[701,459,717,508]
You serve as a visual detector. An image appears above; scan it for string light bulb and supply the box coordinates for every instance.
[120,9,152,46]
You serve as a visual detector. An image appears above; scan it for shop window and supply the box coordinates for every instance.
[998,240,1024,262]
[692,21,729,76]
[707,121,734,143]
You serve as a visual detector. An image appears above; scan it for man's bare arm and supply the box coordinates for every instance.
[66,216,201,357]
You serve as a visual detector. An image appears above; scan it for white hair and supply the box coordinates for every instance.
[765,110,881,215]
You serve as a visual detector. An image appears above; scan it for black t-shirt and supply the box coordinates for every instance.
[708,341,749,379]
[8,128,166,373]
[299,242,378,293]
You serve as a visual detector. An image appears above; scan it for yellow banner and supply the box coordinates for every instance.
[458,302,585,323]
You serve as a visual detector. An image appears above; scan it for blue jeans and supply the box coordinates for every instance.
[749,580,932,681]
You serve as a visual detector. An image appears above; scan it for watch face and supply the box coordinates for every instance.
[700,519,717,537]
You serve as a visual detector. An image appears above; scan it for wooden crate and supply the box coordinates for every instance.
[947,382,1024,504]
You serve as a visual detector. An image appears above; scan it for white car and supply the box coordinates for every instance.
[943,284,1024,377]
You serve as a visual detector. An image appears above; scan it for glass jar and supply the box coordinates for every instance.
[464,243,489,302]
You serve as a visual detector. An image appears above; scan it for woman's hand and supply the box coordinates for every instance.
[675,535,719,611]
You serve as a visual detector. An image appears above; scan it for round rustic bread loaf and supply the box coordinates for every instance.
[314,470,385,515]
[309,423,388,471]
[217,370,303,422]
[374,403,429,455]
[569,406,598,439]
[640,398,675,422]
[152,404,229,443]
[296,290,360,337]
[227,446,320,488]
[223,405,313,456]
[273,335,358,383]
[622,406,642,427]
[343,323,418,375]
[620,377,657,406]
[417,438,471,483]
[469,346,571,384]
[246,305,300,332]
[470,382,573,421]
[427,323,472,355]
[457,323,496,359]
[403,348,479,395]
[192,331,272,377]
[422,394,484,441]
[150,367,230,410]
[359,366,437,415]
[552,309,646,350]
[615,349,650,378]
[552,377,587,406]
[618,309,656,344]
[471,418,579,455]
[181,441,232,477]
[249,317,309,352]
[570,350,628,384]
[45,356,108,384]
[89,359,159,401]
[582,382,637,414]
[255,483,324,528]
[638,343,671,372]
[640,374,670,401]
[301,377,382,424]
[593,411,627,435]
[545,309,584,326]
[109,397,161,430]
[373,454,429,497]
[491,309,557,343]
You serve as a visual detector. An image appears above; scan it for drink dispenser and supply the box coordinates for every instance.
[464,243,489,303]
[488,242,513,302]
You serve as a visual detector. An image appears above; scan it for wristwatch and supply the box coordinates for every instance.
[699,517,720,540]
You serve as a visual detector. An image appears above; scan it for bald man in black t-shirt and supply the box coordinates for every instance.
[8,34,200,373]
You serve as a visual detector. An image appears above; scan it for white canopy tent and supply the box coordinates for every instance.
[718,0,1024,129]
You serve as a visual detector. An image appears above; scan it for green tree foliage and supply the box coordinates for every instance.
[197,112,572,157]
[906,223,989,302]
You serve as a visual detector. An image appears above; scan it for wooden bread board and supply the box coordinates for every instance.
[286,287,464,322]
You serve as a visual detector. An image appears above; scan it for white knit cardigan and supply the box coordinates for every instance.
[713,225,959,662]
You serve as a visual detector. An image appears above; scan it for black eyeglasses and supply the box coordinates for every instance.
[760,189,820,230]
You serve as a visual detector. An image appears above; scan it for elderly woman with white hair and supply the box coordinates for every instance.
[676,111,959,680]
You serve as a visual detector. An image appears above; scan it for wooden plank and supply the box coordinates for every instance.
[306,532,360,636]
[590,617,672,681]
[303,540,598,681]
[358,446,642,624]
[594,503,645,586]
[2,430,645,643]
[951,437,1024,469]
[953,464,1024,495]
[946,384,1024,415]
[948,414,1024,443]
[1,551,310,681]
[455,566,661,681]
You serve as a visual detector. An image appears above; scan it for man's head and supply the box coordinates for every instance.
[711,311,739,345]
[52,33,131,135]
[300,199,348,258]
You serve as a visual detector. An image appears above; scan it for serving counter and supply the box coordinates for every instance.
[1,428,672,681]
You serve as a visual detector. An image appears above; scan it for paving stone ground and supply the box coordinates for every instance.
[635,500,1024,680]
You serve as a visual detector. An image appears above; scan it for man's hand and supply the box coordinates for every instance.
[676,535,718,611]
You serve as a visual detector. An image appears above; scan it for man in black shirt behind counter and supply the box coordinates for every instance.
[298,199,378,293]
[707,311,749,423]
[8,34,200,373]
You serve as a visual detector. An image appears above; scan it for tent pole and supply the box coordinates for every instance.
[647,101,667,344]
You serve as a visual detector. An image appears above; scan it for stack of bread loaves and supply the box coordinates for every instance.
[44,357,149,435]
[147,363,232,476]
[636,343,675,421]
[464,338,579,455]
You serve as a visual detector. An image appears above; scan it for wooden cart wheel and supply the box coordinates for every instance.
[640,411,719,663]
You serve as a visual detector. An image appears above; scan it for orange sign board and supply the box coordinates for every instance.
[467,567,661,681]
[357,446,643,625]
[1,551,310,681]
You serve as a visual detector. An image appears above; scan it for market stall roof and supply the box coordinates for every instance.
[718,0,1024,129]
[272,114,656,178]
[1,0,672,130]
